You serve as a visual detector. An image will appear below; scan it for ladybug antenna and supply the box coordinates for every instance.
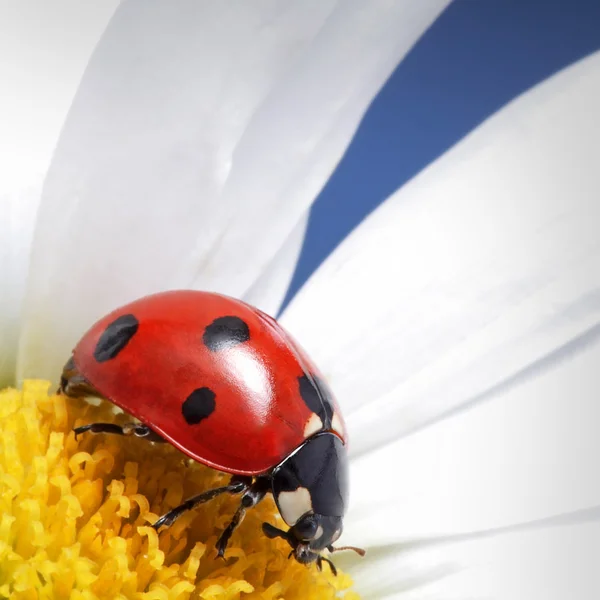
[327,544,366,557]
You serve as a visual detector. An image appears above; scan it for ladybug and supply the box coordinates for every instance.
[60,290,363,573]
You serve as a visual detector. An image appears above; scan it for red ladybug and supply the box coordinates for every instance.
[60,290,363,572]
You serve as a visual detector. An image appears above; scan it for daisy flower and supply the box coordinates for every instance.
[1,2,599,599]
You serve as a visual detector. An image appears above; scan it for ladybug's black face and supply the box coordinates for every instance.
[270,432,348,564]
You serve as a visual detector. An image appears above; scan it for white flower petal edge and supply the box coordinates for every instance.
[280,50,600,457]
[0,2,117,387]
[16,0,451,384]
[0,186,42,387]
[344,334,600,547]
[242,214,309,316]
[337,520,600,600]
[0,1,118,193]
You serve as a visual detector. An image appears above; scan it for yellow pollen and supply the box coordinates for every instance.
[0,380,359,600]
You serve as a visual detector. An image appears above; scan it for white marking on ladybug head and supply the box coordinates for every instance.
[331,412,344,436]
[303,413,323,438]
[315,525,324,541]
[83,395,103,407]
[277,487,313,526]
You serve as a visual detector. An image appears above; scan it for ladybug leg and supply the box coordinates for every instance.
[262,522,295,544]
[152,475,252,530]
[73,422,166,442]
[316,555,337,576]
[215,477,271,559]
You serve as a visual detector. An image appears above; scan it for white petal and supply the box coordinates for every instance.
[0,2,116,387]
[0,186,42,386]
[339,519,600,600]
[343,333,600,546]
[242,214,309,316]
[0,1,118,192]
[280,51,600,455]
[17,0,450,383]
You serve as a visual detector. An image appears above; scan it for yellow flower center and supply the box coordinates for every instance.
[0,381,358,599]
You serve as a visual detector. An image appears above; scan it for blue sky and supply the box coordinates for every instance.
[282,0,600,312]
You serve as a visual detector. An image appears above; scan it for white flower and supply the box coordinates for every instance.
[2,2,599,598]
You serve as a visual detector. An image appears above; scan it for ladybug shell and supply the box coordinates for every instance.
[72,290,346,475]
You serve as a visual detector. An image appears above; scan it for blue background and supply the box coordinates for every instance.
[280,0,600,314]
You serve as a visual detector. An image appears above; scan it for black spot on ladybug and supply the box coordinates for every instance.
[203,316,250,352]
[93,314,139,362]
[298,374,334,428]
[182,387,216,425]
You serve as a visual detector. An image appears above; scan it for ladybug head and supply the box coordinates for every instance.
[266,432,363,570]
[262,515,342,567]
[289,513,343,560]
[263,513,364,572]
